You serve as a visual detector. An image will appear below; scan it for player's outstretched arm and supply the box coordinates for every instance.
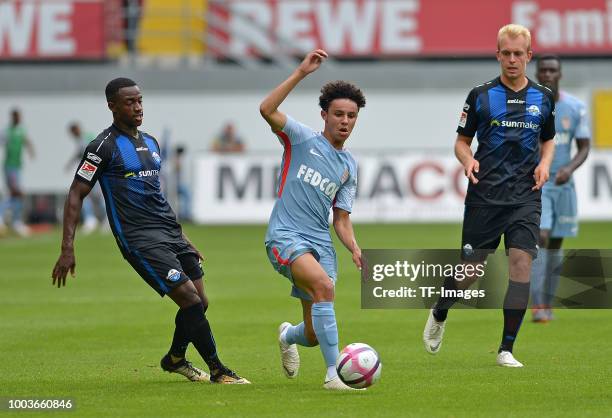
[259,49,328,132]
[51,180,92,288]
[455,134,479,184]
[332,208,362,270]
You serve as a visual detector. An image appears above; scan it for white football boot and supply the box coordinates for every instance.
[323,376,364,391]
[278,322,300,378]
[423,309,446,354]
[496,351,524,368]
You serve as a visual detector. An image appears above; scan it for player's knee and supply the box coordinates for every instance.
[170,283,202,308]
[183,292,202,308]
[509,256,531,281]
[311,278,334,302]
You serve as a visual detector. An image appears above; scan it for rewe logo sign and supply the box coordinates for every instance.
[221,0,422,56]
[213,0,612,57]
[0,1,105,59]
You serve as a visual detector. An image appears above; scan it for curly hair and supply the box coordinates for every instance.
[319,81,366,112]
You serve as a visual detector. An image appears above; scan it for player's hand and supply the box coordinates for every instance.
[555,166,572,185]
[464,158,480,184]
[532,163,550,190]
[297,49,328,76]
[52,250,76,288]
[352,247,362,271]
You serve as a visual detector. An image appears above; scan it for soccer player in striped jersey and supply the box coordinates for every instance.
[51,78,249,384]
[530,55,590,322]
[259,50,365,390]
[423,24,556,368]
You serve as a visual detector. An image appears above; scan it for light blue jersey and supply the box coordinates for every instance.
[548,91,590,182]
[265,115,358,247]
[540,91,590,237]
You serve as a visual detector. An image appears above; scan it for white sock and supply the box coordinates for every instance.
[326,365,338,381]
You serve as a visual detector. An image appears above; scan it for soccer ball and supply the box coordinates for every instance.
[336,343,382,389]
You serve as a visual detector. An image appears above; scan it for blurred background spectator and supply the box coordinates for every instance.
[210,122,246,154]
[0,109,35,237]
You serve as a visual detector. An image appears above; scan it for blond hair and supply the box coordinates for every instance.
[497,24,531,51]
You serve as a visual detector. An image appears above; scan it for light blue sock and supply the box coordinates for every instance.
[544,249,563,307]
[530,248,548,308]
[311,301,339,376]
[284,322,316,347]
[10,197,23,225]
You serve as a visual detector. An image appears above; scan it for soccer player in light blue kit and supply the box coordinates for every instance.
[259,49,364,390]
[530,55,590,322]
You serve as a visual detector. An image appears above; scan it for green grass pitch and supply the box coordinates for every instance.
[1,223,611,417]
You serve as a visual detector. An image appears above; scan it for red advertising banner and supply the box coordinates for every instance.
[209,0,612,57]
[0,0,106,60]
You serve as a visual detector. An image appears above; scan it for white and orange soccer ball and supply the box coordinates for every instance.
[336,343,382,389]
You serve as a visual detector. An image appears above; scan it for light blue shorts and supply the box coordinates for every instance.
[541,182,578,238]
[4,167,21,192]
[265,234,337,300]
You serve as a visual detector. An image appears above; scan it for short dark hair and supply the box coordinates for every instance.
[537,54,561,70]
[105,77,137,101]
[319,81,366,112]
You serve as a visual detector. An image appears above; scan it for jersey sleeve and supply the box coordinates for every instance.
[575,101,591,139]
[333,163,357,214]
[74,135,112,187]
[540,96,556,141]
[276,114,316,147]
[456,89,478,137]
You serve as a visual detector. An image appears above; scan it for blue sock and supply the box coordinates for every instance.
[311,302,340,376]
[284,322,316,347]
[530,248,548,308]
[544,249,563,307]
